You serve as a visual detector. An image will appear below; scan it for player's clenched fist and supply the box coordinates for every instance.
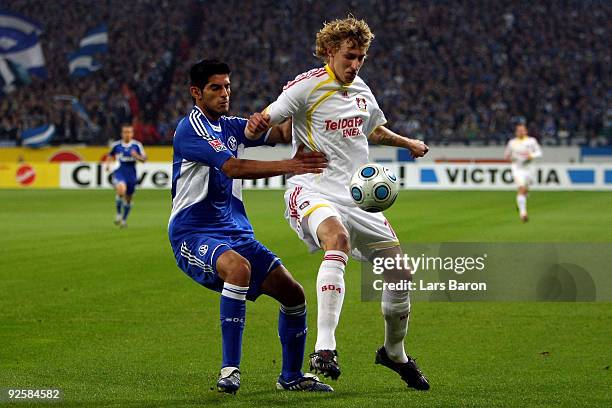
[246,113,271,138]
[408,139,429,158]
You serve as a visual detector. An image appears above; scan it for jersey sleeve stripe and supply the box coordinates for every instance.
[283,67,326,90]
[189,110,213,140]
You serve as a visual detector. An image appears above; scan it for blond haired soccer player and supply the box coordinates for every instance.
[247,17,430,390]
[504,123,543,222]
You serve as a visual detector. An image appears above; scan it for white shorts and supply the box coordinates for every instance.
[284,185,400,262]
[512,167,534,187]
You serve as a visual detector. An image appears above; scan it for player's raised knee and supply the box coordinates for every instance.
[287,280,306,304]
[323,231,350,254]
[217,251,251,286]
[277,278,306,306]
[262,265,306,305]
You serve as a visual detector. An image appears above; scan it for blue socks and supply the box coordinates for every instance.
[218,283,307,381]
[279,303,307,382]
[220,283,248,368]
[122,202,131,221]
[115,196,123,215]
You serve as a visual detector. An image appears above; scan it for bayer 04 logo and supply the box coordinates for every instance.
[349,163,399,212]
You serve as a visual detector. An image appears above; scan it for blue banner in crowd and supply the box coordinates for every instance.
[0,10,46,78]
[0,9,42,35]
[68,24,107,77]
[68,49,101,77]
[79,25,108,54]
[21,124,56,148]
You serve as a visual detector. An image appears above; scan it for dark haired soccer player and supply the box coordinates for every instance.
[168,59,332,394]
[105,124,146,228]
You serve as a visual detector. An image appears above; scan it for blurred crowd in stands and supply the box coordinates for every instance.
[1,0,610,147]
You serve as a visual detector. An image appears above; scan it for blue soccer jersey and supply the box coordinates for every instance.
[168,105,269,247]
[108,139,146,182]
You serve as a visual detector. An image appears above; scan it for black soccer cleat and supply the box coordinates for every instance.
[375,346,430,390]
[217,367,240,394]
[309,349,341,380]
[276,373,334,392]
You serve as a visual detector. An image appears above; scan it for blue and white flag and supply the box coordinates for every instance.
[0,56,30,93]
[0,56,17,92]
[0,11,46,78]
[79,25,108,54]
[22,124,56,148]
[67,24,107,77]
[0,10,42,35]
[55,94,100,131]
[68,48,101,77]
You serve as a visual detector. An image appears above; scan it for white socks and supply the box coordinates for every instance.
[315,250,348,351]
[381,288,410,363]
[315,249,410,363]
[517,194,527,216]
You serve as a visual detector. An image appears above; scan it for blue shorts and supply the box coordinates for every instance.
[112,172,137,196]
[172,235,282,301]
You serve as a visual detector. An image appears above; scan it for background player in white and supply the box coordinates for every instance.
[105,124,146,228]
[504,123,542,222]
[247,16,430,390]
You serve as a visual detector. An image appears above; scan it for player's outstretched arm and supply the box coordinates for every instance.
[221,145,327,179]
[368,126,429,158]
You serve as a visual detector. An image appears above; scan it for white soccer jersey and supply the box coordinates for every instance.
[265,65,387,205]
[505,136,542,169]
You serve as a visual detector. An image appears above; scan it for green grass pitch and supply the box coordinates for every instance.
[0,189,610,407]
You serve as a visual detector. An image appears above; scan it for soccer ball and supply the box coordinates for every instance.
[349,163,399,212]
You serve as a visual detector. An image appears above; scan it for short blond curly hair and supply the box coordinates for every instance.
[315,16,374,62]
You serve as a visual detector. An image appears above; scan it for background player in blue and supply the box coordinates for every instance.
[105,124,147,228]
[168,60,332,394]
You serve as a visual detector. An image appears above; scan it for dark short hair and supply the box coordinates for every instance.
[190,59,231,89]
